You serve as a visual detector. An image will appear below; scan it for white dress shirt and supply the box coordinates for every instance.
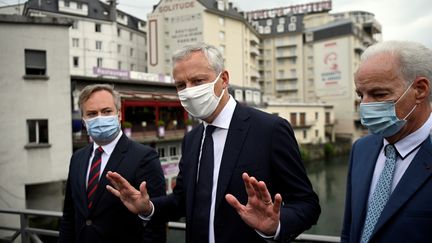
[368,113,432,200]
[200,95,236,243]
[86,130,123,187]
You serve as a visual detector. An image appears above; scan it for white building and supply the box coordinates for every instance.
[24,0,147,77]
[0,14,72,230]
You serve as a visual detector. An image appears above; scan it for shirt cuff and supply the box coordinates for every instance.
[255,221,281,241]
[138,201,154,226]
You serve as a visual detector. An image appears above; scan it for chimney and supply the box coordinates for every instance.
[108,0,116,21]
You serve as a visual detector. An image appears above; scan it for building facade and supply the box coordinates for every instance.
[0,14,72,230]
[24,0,148,76]
[147,0,263,107]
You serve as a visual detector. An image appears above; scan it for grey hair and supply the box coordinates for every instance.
[360,41,432,84]
[171,42,224,74]
[78,84,121,115]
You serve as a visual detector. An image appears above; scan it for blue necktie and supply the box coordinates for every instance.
[361,144,397,243]
[191,125,216,243]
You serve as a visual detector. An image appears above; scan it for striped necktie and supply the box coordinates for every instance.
[87,146,103,209]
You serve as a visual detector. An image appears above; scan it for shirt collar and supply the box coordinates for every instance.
[92,130,123,157]
[203,95,236,130]
[384,113,432,159]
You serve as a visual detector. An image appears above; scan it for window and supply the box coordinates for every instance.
[158,147,165,158]
[118,61,122,70]
[72,38,79,47]
[130,47,134,57]
[129,32,133,40]
[117,44,121,53]
[219,17,224,26]
[290,113,297,126]
[96,41,102,50]
[95,23,101,32]
[97,58,103,67]
[77,2,82,9]
[73,56,79,68]
[25,49,46,76]
[303,130,307,139]
[300,113,306,125]
[64,1,69,7]
[117,28,121,37]
[325,112,331,124]
[27,119,48,144]
[169,146,177,156]
[315,129,319,137]
[315,112,319,120]
[130,63,135,71]
[288,23,296,32]
[219,31,225,41]
[71,21,78,29]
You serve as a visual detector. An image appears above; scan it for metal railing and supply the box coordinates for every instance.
[0,208,340,243]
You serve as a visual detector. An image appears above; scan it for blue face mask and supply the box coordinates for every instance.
[359,82,417,137]
[84,115,120,143]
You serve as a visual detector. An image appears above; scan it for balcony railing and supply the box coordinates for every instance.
[0,208,340,243]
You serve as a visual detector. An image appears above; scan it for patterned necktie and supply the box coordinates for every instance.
[361,144,397,243]
[87,146,103,209]
[191,125,216,243]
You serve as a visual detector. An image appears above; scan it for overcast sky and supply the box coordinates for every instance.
[1,0,430,48]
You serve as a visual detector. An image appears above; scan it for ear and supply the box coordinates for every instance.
[413,77,430,104]
[221,70,229,89]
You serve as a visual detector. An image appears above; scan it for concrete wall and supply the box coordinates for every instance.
[0,20,72,229]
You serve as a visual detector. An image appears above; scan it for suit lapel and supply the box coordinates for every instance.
[372,136,432,235]
[89,135,129,214]
[352,136,382,239]
[78,145,93,216]
[186,125,205,221]
[215,104,250,212]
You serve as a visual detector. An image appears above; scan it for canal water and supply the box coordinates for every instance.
[167,155,350,242]
[304,154,349,237]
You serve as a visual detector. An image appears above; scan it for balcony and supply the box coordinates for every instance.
[291,121,316,129]
[250,47,260,56]
[275,42,297,48]
[73,127,188,149]
[275,83,298,91]
[275,52,297,59]
[276,75,297,81]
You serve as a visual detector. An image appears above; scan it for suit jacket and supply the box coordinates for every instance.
[341,134,432,243]
[59,134,166,243]
[152,103,320,243]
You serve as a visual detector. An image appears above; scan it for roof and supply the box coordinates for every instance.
[0,13,72,26]
[23,0,145,32]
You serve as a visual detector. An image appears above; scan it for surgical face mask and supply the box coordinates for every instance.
[359,82,417,137]
[177,72,225,119]
[84,115,120,143]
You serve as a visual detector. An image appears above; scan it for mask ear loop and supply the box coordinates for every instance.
[395,81,417,120]
[395,81,414,104]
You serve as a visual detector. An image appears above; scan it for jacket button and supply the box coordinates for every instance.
[86,219,92,226]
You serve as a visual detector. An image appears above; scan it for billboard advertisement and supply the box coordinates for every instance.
[314,38,350,98]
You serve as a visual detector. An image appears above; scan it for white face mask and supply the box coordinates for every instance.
[177,72,225,119]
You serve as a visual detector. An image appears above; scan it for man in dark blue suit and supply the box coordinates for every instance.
[59,84,166,243]
[107,43,320,243]
[342,41,432,243]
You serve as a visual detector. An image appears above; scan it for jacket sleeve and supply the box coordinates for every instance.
[270,118,321,242]
[134,147,167,243]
